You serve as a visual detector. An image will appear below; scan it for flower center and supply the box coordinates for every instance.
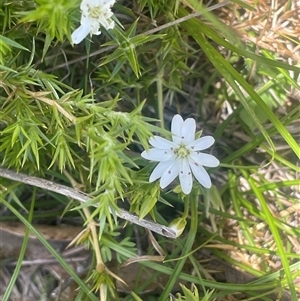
[88,6,102,19]
[175,145,190,158]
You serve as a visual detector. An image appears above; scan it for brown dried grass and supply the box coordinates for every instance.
[219,0,300,62]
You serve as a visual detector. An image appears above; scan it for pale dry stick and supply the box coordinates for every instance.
[43,1,230,73]
[8,256,88,267]
[62,170,104,295]
[0,168,176,239]
[80,206,106,299]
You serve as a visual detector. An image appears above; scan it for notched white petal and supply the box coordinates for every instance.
[71,23,91,44]
[141,148,175,162]
[188,136,215,151]
[189,159,212,188]
[149,160,175,183]
[89,20,101,35]
[171,114,184,144]
[178,159,193,194]
[182,118,196,144]
[98,16,114,30]
[189,152,219,167]
[160,160,180,189]
[149,136,176,149]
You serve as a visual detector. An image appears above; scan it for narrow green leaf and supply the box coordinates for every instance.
[248,177,297,299]
[139,195,157,219]
[2,199,99,301]
[1,190,35,301]
[178,13,299,158]
[0,35,29,51]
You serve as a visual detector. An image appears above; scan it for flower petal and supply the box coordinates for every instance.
[182,118,196,144]
[188,158,212,188]
[71,22,91,44]
[98,15,114,30]
[188,136,215,151]
[189,152,220,167]
[89,20,102,35]
[160,160,180,189]
[141,148,175,161]
[149,136,176,149]
[171,114,184,144]
[178,159,193,194]
[149,159,175,182]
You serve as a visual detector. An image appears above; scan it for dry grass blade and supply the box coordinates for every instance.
[220,0,300,61]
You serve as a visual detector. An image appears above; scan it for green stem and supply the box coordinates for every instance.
[2,189,36,301]
[159,192,198,300]
[182,197,189,220]
[156,67,165,129]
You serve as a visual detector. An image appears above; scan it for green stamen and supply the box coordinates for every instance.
[176,145,189,158]
[89,7,101,18]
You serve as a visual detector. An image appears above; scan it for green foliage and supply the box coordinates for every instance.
[172,284,215,301]
[0,0,299,300]
[102,19,166,78]
[19,0,80,42]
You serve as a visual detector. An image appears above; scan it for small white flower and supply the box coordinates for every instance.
[141,114,219,194]
[72,0,116,44]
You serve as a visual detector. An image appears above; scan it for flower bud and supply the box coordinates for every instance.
[168,217,187,237]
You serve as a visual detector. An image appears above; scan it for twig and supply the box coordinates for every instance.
[0,168,176,239]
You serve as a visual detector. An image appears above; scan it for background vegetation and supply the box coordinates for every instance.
[0,0,299,300]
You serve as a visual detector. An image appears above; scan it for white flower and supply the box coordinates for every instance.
[141,114,219,194]
[72,0,116,44]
